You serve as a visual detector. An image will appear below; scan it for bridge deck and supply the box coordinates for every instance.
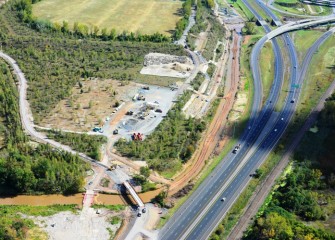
[123,181,144,208]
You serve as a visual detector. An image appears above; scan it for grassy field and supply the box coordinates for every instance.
[259,42,275,104]
[291,30,324,64]
[274,1,333,16]
[33,0,183,35]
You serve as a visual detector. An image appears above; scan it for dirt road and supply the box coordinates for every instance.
[168,31,241,195]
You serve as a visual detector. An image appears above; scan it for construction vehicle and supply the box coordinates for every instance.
[132,133,143,141]
[126,111,133,116]
[142,86,150,90]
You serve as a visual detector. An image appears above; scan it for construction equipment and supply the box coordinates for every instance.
[132,132,143,141]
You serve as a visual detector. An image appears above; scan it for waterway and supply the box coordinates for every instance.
[0,189,162,206]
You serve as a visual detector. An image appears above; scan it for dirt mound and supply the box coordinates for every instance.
[143,53,192,66]
[141,53,194,78]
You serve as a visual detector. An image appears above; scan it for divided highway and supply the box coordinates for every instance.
[178,1,301,239]
[159,2,293,240]
[174,2,335,239]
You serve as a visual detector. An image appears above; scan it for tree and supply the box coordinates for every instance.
[244,22,255,35]
[140,166,150,178]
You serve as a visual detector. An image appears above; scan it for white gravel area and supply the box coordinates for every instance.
[30,208,121,240]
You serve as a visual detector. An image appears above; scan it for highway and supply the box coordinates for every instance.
[159,1,291,240]
[180,1,301,239]
[158,0,335,238]
[174,2,335,239]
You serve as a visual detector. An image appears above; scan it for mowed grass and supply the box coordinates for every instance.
[291,30,324,64]
[259,42,275,104]
[33,0,183,35]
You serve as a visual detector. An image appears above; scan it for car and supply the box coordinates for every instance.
[137,212,142,217]
[221,197,226,202]
[274,129,278,132]
[281,118,284,121]
[88,181,93,185]
[291,99,295,103]
[248,126,251,130]
[113,129,118,135]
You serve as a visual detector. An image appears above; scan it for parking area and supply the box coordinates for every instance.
[100,85,178,142]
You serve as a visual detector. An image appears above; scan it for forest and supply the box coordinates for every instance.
[115,92,206,175]
[243,93,335,240]
[0,61,89,195]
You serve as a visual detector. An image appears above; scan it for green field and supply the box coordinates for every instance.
[33,0,183,35]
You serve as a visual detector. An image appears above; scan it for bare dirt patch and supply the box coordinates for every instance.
[41,79,140,132]
[140,53,194,78]
[243,35,251,45]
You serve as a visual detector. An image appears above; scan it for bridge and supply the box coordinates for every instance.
[123,181,145,208]
[266,16,335,40]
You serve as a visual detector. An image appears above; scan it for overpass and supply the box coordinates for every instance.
[123,181,145,208]
[266,15,335,40]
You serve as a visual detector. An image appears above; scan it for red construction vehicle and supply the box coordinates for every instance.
[132,132,143,141]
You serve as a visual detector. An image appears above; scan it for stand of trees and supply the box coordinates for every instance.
[115,92,206,174]
[46,130,107,160]
[0,61,89,195]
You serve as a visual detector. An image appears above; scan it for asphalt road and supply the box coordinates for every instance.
[158,2,292,240]
[182,3,335,239]
[180,2,302,239]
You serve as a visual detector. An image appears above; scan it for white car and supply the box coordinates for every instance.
[221,197,226,202]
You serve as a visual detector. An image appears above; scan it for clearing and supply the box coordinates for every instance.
[40,79,140,132]
[32,0,183,35]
